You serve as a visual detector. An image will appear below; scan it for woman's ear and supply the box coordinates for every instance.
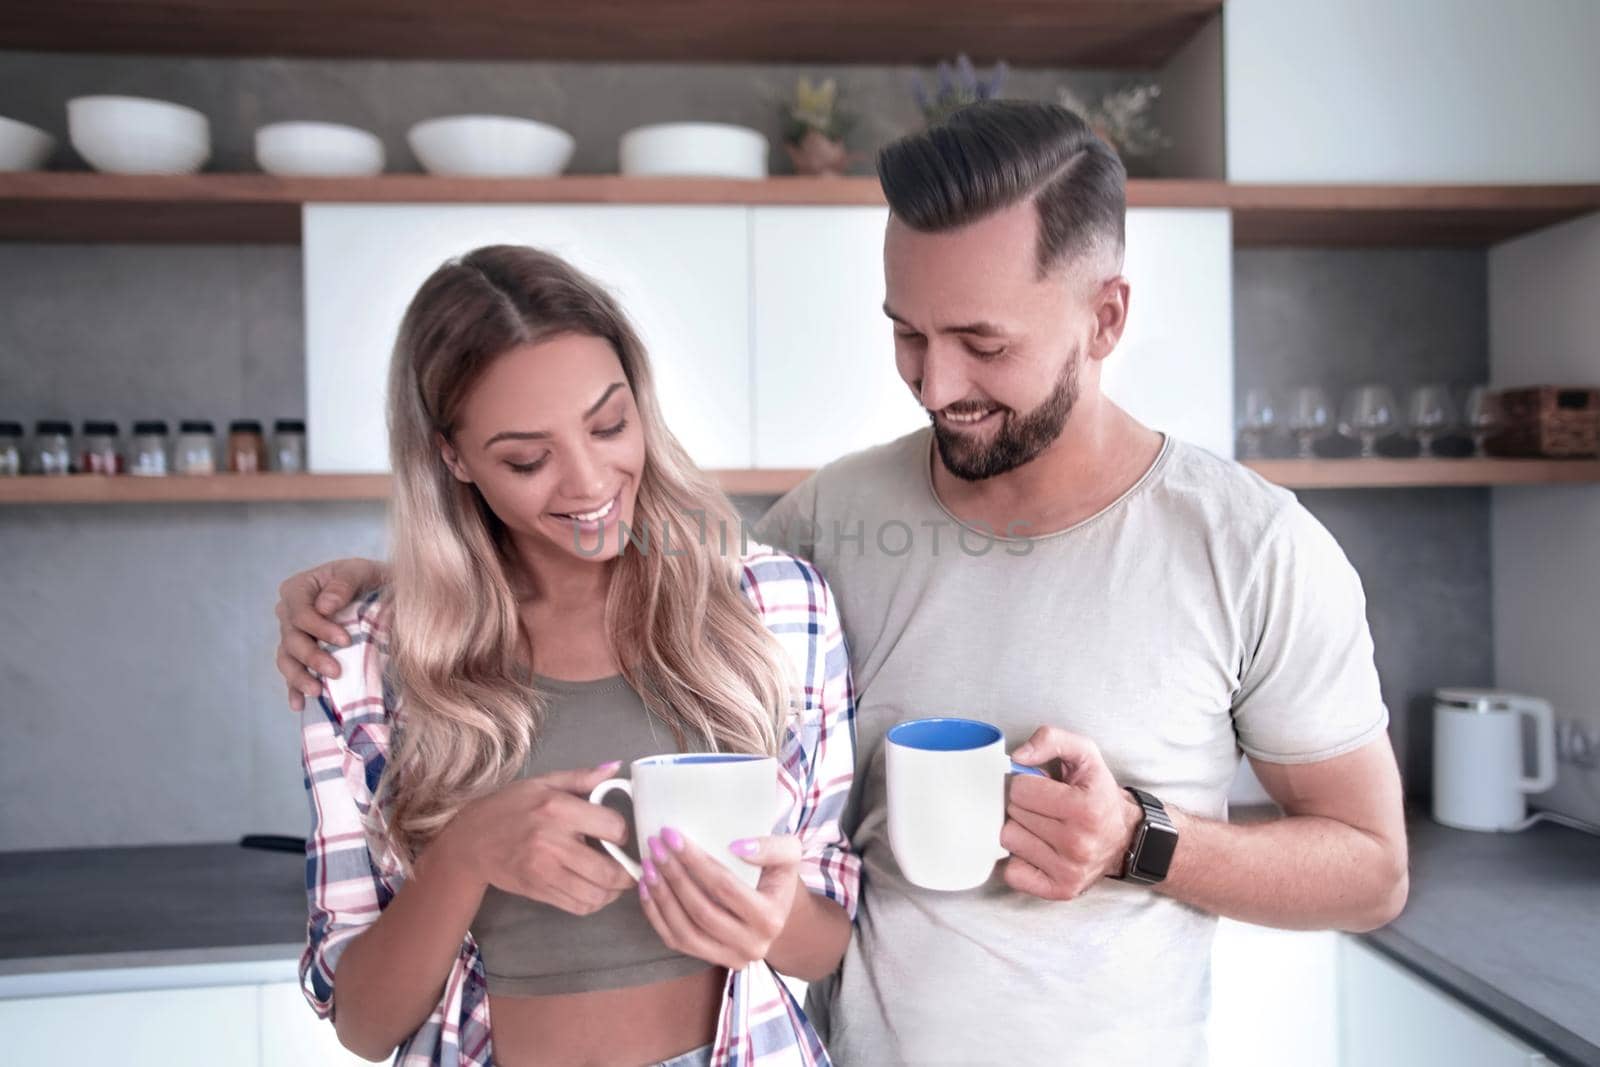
[437,433,473,484]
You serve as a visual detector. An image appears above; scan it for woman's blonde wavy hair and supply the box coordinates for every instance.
[375,244,793,869]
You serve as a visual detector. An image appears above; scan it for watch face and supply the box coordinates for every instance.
[1136,821,1180,878]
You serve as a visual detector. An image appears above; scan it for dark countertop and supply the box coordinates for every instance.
[1,824,1596,1066]
[0,842,304,967]
[1362,816,1600,1067]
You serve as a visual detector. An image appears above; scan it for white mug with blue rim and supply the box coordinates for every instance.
[589,753,778,888]
[886,717,1046,891]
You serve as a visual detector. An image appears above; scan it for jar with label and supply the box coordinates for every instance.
[130,421,170,476]
[174,420,217,475]
[227,420,265,474]
[80,421,124,475]
[32,420,73,475]
[0,422,21,476]
[272,419,306,473]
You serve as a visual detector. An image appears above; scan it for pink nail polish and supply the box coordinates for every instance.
[649,836,670,863]
[729,838,758,857]
[642,859,659,885]
[639,878,652,900]
[663,827,686,852]
[597,760,623,773]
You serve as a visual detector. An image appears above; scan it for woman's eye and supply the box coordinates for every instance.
[595,418,629,439]
[507,458,547,474]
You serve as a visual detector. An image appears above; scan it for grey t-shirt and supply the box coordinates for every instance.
[757,429,1387,1066]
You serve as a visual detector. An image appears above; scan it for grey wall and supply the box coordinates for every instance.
[1235,248,1494,798]
[0,50,1190,178]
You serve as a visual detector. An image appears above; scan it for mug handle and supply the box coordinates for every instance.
[587,777,642,881]
[993,758,1050,860]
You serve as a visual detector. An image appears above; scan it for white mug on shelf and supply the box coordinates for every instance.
[886,717,1046,892]
[589,753,778,887]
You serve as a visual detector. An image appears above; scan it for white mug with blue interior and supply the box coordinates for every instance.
[886,717,1047,891]
[589,753,778,888]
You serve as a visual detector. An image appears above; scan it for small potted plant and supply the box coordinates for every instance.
[1057,82,1170,172]
[911,55,1009,125]
[781,77,856,176]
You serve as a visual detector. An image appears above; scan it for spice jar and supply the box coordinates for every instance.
[80,421,124,475]
[227,420,265,474]
[271,419,306,473]
[130,421,170,476]
[174,420,217,475]
[32,420,73,475]
[0,422,22,476]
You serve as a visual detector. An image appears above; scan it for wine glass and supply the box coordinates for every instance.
[1408,385,1457,456]
[1465,386,1501,456]
[1346,385,1397,458]
[1286,386,1332,459]
[1238,387,1278,460]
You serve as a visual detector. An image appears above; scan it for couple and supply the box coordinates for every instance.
[280,101,1408,1067]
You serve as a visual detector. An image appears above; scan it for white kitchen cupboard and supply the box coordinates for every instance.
[1209,919,1340,1067]
[751,205,1235,470]
[0,984,258,1065]
[259,980,372,1067]
[1108,209,1235,461]
[1338,939,1547,1066]
[1224,0,1600,183]
[304,204,753,473]
[750,206,923,469]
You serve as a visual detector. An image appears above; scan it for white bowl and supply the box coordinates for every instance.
[68,95,210,174]
[0,116,55,171]
[255,121,385,177]
[407,115,575,177]
[619,122,768,179]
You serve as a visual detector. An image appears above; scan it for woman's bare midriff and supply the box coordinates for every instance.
[488,965,726,1067]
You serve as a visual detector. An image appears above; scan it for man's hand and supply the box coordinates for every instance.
[275,557,388,710]
[1001,726,1144,901]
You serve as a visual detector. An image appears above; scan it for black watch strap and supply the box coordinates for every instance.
[1113,786,1178,885]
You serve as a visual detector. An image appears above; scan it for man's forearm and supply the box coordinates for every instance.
[1154,809,1408,932]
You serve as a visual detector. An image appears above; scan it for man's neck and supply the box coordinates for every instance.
[930,394,1165,539]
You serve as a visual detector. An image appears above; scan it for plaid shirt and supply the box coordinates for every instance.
[300,548,860,1067]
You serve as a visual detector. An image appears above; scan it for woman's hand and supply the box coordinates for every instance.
[637,831,803,971]
[275,557,388,709]
[439,763,637,917]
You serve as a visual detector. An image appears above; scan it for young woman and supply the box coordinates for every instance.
[298,245,857,1067]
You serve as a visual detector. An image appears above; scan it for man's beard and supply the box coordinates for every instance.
[931,355,1080,482]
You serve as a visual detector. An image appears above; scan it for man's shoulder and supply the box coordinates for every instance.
[806,428,929,513]
[1151,437,1305,556]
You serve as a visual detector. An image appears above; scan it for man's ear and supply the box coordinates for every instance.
[1086,276,1130,364]
[437,433,473,484]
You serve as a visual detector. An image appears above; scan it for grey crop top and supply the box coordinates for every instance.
[470,674,713,997]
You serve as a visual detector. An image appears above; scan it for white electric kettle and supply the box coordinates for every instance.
[1432,688,1557,832]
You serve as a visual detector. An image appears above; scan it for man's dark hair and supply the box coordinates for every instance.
[877,100,1126,277]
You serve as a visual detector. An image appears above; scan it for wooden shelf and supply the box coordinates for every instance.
[3,174,1597,247]
[3,462,1596,504]
[0,1,1220,69]
[0,470,811,504]
[1242,458,1600,489]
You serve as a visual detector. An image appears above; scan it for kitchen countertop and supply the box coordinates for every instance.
[1,821,1596,1064]
[1364,816,1600,1067]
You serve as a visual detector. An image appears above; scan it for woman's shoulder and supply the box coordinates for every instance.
[319,590,395,728]
[330,588,391,646]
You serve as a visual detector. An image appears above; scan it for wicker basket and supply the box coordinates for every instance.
[1485,386,1600,458]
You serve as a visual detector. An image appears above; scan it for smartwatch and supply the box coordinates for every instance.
[1113,786,1178,886]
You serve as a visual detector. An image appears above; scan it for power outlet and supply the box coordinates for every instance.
[1555,717,1600,770]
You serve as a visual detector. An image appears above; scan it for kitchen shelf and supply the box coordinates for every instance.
[3,462,1597,505]
[0,1,1220,69]
[1242,458,1600,489]
[3,174,1597,247]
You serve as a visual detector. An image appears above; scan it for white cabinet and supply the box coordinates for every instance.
[1107,209,1235,460]
[304,204,752,472]
[0,984,258,1065]
[750,206,924,468]
[1225,0,1600,182]
[259,980,373,1067]
[1339,939,1547,1067]
[1210,920,1340,1067]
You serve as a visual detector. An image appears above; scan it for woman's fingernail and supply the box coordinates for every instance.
[597,760,623,773]
[663,827,686,853]
[649,836,670,864]
[729,838,758,857]
[639,879,651,901]
[642,859,659,885]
